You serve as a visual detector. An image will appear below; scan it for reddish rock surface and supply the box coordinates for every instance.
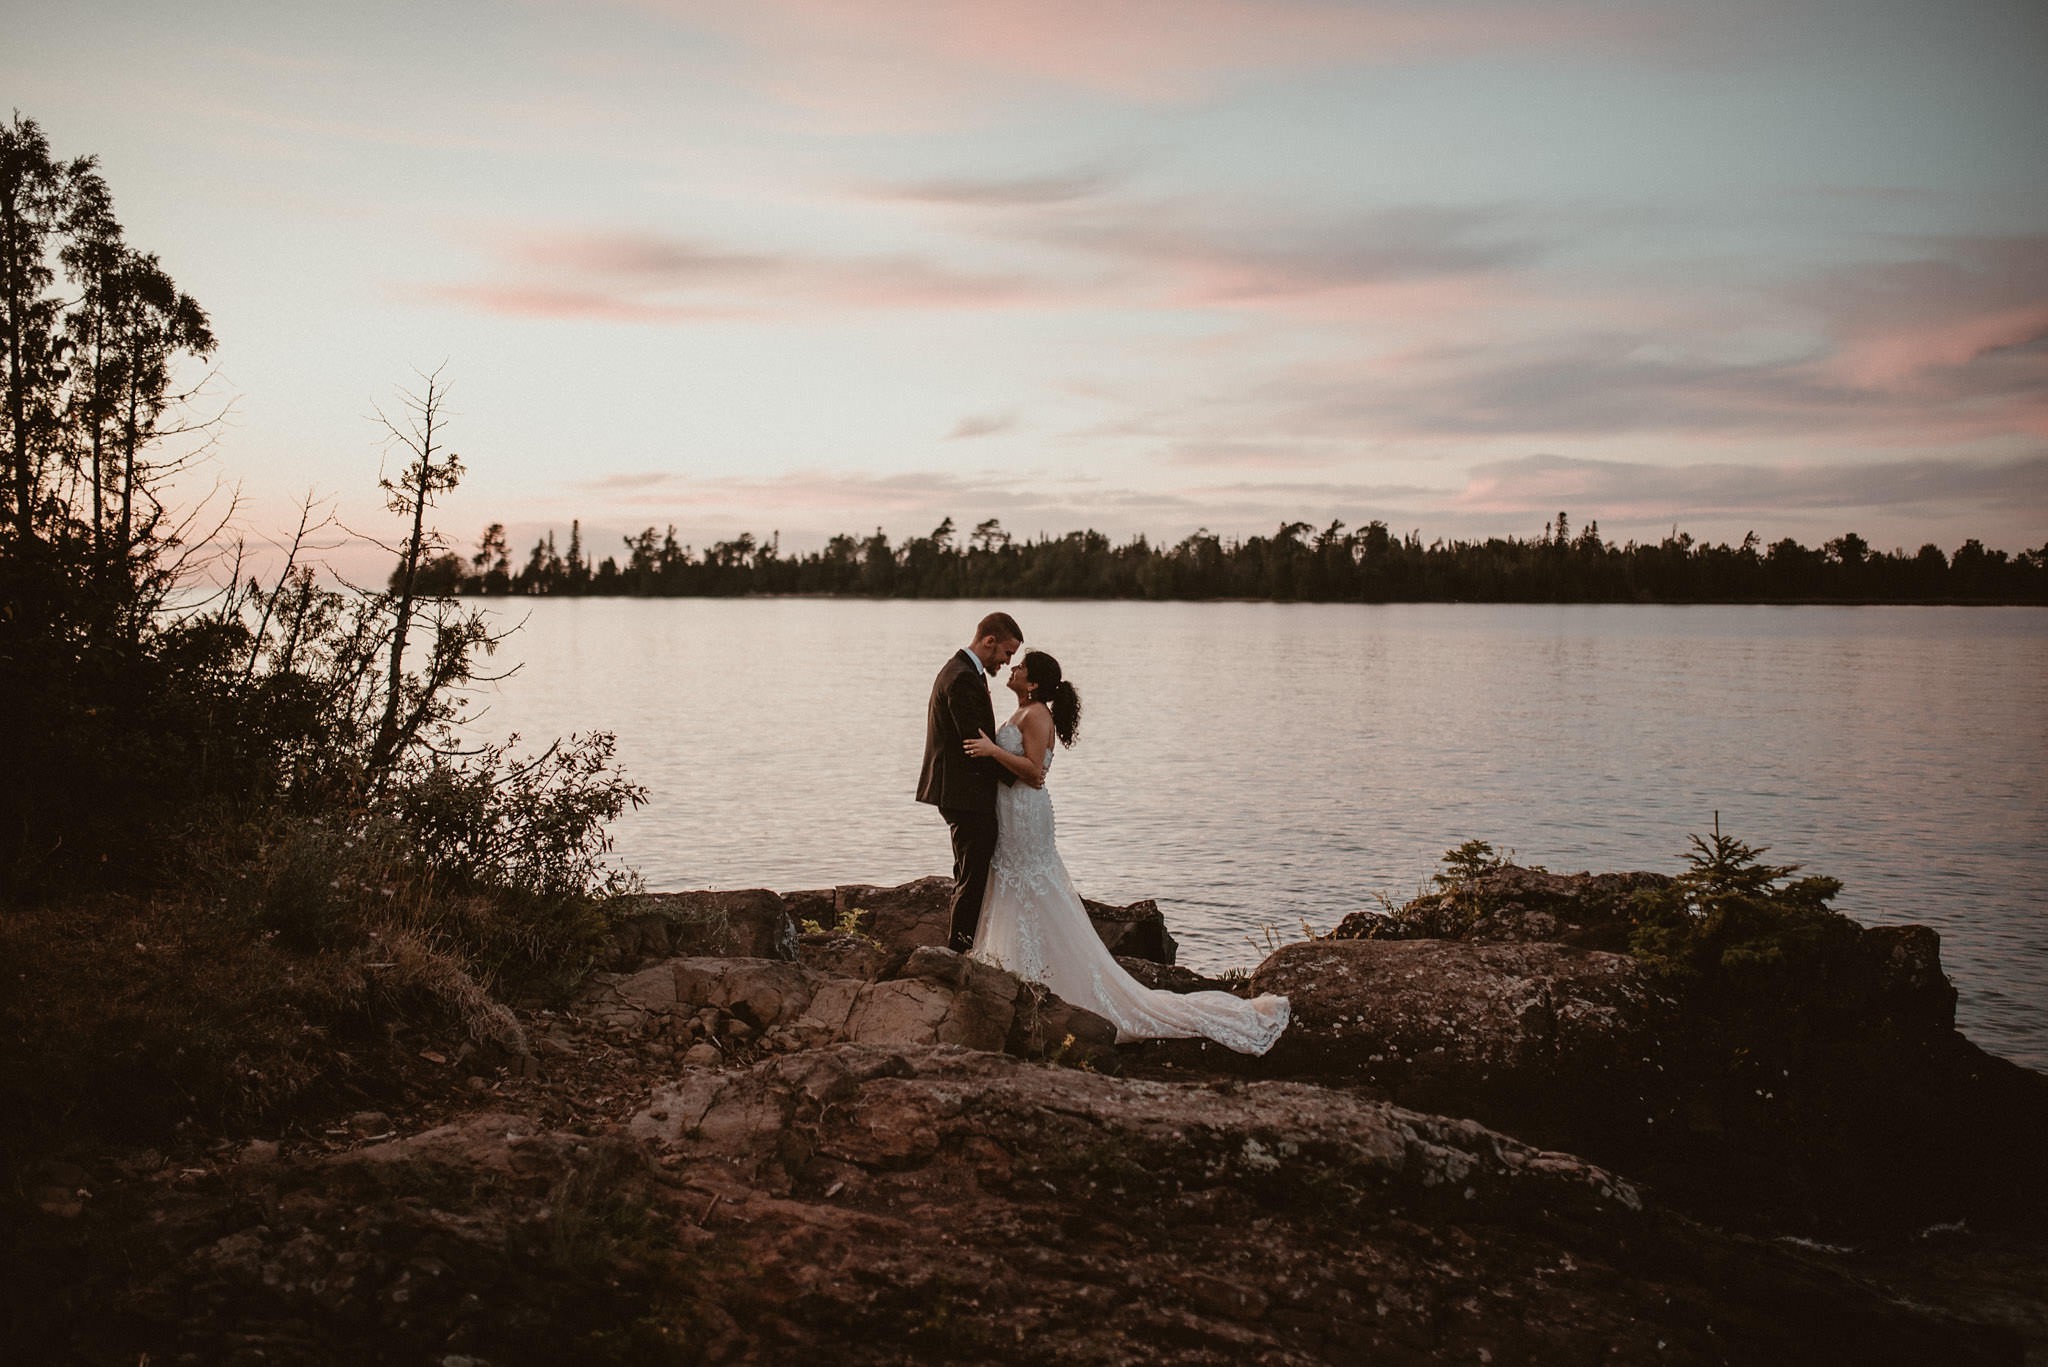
[15,1043,2025,1366]
[593,874,1182,979]
[7,875,2043,1365]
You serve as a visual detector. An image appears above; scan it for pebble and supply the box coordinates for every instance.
[683,1043,723,1067]
[347,1111,391,1136]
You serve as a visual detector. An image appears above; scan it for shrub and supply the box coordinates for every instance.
[1627,819,1851,986]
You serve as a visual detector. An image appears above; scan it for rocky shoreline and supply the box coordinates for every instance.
[7,871,2046,1364]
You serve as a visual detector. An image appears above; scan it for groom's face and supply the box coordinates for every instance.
[978,634,1021,672]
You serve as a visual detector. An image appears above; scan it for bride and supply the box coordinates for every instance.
[962,650,1291,1056]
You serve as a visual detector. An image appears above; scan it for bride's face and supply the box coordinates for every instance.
[1005,663,1032,699]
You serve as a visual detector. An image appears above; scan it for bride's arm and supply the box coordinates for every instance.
[964,725,1046,786]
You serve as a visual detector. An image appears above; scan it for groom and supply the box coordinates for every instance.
[917,611,1029,952]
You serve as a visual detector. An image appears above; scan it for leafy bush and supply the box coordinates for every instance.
[1433,838,1509,889]
[1627,820,1851,985]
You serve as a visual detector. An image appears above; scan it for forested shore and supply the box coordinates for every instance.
[436,514,2048,603]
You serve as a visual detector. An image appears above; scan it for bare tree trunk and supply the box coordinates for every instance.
[87,316,105,559]
[118,355,138,557]
[2,186,29,540]
[370,369,455,776]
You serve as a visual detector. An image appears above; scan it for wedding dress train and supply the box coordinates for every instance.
[971,723,1291,1055]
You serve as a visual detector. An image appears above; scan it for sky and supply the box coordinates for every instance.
[8,0,2046,572]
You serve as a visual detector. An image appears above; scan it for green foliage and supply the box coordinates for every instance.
[1628,817,1851,985]
[1434,838,1508,889]
[385,733,645,904]
[1359,839,1519,939]
[799,903,872,939]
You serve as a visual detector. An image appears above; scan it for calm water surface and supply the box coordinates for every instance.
[466,600,2048,1071]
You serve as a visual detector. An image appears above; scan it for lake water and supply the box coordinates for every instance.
[465,599,2048,1071]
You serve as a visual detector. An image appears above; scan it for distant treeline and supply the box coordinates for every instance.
[415,514,2048,604]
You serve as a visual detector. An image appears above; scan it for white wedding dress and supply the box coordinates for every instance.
[972,722,1291,1055]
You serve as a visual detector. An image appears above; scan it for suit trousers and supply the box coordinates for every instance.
[940,804,999,950]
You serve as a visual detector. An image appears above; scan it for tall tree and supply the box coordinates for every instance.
[370,368,464,774]
[55,158,123,557]
[472,521,511,593]
[0,113,82,542]
[102,249,213,557]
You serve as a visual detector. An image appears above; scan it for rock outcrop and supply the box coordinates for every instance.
[576,946,1117,1064]
[1333,864,1673,948]
[599,887,800,967]
[9,869,2044,1365]
[1313,866,2048,1233]
[38,1044,2025,1366]
[607,877,1182,973]
[1249,938,1675,1145]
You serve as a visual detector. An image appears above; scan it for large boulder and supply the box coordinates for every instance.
[820,877,954,953]
[1135,930,2044,1237]
[1332,864,1672,948]
[1323,867,2046,1232]
[1083,896,1178,964]
[573,949,1116,1063]
[1243,939,1676,1152]
[796,929,890,979]
[819,876,1180,964]
[1116,956,1242,995]
[597,887,798,968]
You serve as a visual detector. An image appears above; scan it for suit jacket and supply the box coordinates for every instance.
[916,649,1013,811]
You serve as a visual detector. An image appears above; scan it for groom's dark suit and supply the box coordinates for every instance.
[917,649,1015,950]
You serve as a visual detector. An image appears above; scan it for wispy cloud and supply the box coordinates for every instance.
[1454,451,2048,520]
[424,226,1070,320]
[1118,232,2048,453]
[1789,235,2048,393]
[610,0,1686,113]
[946,412,1017,440]
[862,168,1126,208]
[419,282,746,323]
[1025,203,1550,301]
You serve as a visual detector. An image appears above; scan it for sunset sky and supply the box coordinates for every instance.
[9,0,2046,569]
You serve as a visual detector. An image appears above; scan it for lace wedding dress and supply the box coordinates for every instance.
[972,722,1291,1055]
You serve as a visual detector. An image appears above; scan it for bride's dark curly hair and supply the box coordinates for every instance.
[1022,649,1082,747]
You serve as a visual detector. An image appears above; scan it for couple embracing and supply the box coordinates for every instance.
[917,612,1290,1056]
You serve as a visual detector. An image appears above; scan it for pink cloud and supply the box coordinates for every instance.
[426,227,1070,320]
[1790,237,2048,399]
[1110,234,2048,454]
[506,232,781,280]
[631,0,1681,107]
[417,282,748,323]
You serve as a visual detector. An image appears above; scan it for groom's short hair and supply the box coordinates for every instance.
[975,611,1022,643]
